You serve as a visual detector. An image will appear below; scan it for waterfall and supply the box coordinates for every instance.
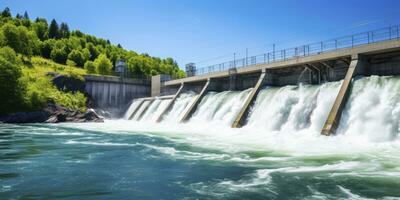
[336,76,400,141]
[131,100,151,121]
[244,81,342,133]
[188,89,252,126]
[162,92,198,123]
[123,99,143,119]
[122,75,400,142]
[139,99,172,122]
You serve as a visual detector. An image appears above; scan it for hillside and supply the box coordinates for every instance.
[0,7,185,115]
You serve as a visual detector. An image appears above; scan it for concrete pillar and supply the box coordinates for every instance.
[127,99,145,120]
[155,83,185,122]
[179,79,211,123]
[151,75,161,97]
[229,68,237,90]
[231,69,266,128]
[136,98,155,121]
[321,55,367,135]
[152,74,171,97]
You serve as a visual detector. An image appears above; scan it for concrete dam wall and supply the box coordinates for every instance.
[124,37,400,138]
[85,75,150,111]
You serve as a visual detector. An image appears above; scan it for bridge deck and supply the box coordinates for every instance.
[165,39,400,86]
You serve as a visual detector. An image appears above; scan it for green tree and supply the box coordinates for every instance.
[1,23,19,49]
[84,60,96,74]
[67,49,86,67]
[1,7,11,18]
[0,46,20,65]
[40,39,55,58]
[17,26,38,57]
[59,22,70,38]
[126,56,144,76]
[86,42,99,60]
[23,11,29,20]
[0,56,26,114]
[94,54,112,75]
[1,23,37,58]
[32,20,48,41]
[48,19,59,39]
[50,47,68,64]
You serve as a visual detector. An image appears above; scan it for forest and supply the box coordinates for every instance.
[0,7,185,115]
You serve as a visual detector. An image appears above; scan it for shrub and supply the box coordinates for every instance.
[84,60,96,74]
[0,56,27,114]
[94,54,112,75]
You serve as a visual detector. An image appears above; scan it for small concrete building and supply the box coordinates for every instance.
[185,63,196,77]
[115,60,128,77]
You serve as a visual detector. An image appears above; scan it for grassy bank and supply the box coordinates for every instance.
[21,57,87,112]
[0,48,88,115]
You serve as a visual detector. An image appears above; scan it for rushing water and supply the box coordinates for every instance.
[162,92,197,123]
[1,76,400,199]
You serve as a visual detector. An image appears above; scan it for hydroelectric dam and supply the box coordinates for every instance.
[124,25,400,137]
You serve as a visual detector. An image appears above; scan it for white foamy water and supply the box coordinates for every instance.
[139,99,172,122]
[45,76,400,199]
[161,92,198,123]
[188,89,252,126]
[123,99,143,119]
[245,81,342,134]
[337,76,400,142]
[131,100,151,121]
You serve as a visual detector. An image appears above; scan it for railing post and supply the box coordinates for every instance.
[335,39,337,50]
[351,35,354,47]
[397,25,399,39]
[321,42,323,52]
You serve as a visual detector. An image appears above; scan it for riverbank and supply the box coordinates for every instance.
[0,103,103,123]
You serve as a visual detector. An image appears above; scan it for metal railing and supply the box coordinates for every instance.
[193,25,400,76]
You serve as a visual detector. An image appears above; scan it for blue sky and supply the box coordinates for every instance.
[1,0,399,68]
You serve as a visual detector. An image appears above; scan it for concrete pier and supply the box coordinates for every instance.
[156,83,185,122]
[231,69,266,128]
[136,99,155,121]
[179,79,211,122]
[127,100,145,120]
[321,55,368,135]
[145,36,400,132]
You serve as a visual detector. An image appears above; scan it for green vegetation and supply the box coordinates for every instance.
[0,7,185,78]
[0,47,87,114]
[21,57,87,112]
[0,7,185,115]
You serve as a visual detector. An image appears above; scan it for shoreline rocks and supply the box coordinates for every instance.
[0,103,103,123]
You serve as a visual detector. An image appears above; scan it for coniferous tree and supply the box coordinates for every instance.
[23,11,29,20]
[48,19,59,39]
[1,7,11,18]
[59,22,70,38]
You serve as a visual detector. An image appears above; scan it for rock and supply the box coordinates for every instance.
[83,109,103,122]
[0,103,103,124]
[0,110,49,123]
[52,74,85,93]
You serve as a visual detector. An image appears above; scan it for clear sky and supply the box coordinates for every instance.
[1,0,399,68]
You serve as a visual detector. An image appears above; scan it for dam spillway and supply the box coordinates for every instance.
[125,75,400,141]
[123,26,400,138]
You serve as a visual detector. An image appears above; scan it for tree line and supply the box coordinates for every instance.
[0,7,185,78]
